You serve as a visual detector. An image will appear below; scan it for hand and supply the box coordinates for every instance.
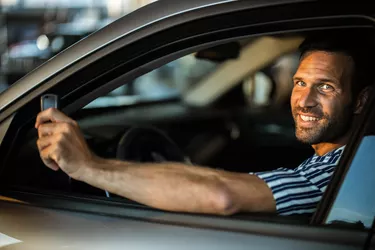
[35,108,95,179]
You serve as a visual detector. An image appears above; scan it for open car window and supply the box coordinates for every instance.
[3,34,315,222]
[5,26,375,230]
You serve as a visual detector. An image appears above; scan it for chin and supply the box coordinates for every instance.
[296,137,318,145]
[295,130,322,145]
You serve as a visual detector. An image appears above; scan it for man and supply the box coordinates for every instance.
[35,31,373,216]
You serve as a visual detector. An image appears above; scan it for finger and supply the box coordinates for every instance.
[40,144,60,171]
[35,108,75,128]
[38,127,72,171]
[38,123,53,138]
[38,123,59,138]
[37,137,49,151]
[38,122,72,138]
[37,136,53,151]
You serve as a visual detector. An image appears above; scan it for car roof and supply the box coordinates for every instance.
[0,0,311,114]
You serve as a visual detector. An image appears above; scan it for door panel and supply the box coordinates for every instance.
[0,200,365,250]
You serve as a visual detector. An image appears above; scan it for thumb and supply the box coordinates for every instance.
[35,108,74,128]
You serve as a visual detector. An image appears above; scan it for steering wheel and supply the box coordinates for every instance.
[116,126,190,163]
[71,126,189,197]
[73,126,189,198]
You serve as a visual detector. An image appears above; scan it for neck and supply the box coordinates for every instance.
[312,132,351,156]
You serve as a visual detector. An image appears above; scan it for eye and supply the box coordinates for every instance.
[319,84,334,91]
[295,80,306,87]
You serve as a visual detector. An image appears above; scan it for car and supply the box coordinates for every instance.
[0,0,375,249]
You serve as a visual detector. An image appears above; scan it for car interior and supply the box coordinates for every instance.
[5,32,321,217]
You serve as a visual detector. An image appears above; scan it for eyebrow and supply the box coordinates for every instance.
[293,76,338,85]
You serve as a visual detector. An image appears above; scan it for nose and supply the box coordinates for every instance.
[298,87,318,108]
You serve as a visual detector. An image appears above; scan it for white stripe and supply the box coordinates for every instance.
[255,170,290,179]
[277,196,321,210]
[267,176,308,188]
[274,186,320,199]
[315,164,336,171]
[309,173,330,184]
[279,208,316,216]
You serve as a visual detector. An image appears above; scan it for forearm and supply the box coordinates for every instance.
[74,158,232,214]
[73,158,276,215]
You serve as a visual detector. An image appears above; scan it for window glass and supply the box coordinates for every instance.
[325,135,375,229]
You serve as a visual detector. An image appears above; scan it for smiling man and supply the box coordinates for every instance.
[292,47,358,154]
[35,30,374,216]
[250,32,374,215]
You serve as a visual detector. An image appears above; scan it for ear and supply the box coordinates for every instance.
[354,86,372,114]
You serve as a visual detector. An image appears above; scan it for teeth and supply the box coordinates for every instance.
[300,115,320,122]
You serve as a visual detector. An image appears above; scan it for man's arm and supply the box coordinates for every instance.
[77,160,276,215]
[35,108,276,215]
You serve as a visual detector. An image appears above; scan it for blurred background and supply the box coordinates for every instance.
[0,0,299,111]
[0,0,158,93]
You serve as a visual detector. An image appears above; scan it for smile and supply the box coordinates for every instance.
[299,115,321,122]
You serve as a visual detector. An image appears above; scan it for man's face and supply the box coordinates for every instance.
[291,50,354,145]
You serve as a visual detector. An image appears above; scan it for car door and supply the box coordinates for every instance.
[0,1,375,249]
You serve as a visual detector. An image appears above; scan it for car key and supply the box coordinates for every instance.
[40,94,60,111]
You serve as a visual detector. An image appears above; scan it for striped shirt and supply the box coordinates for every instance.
[251,146,345,215]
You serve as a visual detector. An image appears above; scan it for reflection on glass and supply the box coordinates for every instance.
[325,136,375,229]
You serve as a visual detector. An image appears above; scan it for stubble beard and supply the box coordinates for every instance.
[293,105,353,145]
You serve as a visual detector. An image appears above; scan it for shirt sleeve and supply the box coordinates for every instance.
[251,163,337,216]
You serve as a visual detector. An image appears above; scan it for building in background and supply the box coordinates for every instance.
[0,0,157,92]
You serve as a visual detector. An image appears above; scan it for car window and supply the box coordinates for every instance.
[4,34,312,221]
[325,126,375,229]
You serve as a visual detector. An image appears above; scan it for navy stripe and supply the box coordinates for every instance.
[272,181,314,194]
[262,172,302,182]
[254,145,345,215]
[305,167,335,181]
[276,190,322,205]
[281,208,316,215]
[314,175,332,187]
[305,167,335,179]
[299,162,335,170]
[278,202,318,214]
[315,178,331,189]
[305,170,324,180]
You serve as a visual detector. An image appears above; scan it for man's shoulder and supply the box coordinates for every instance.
[249,145,346,175]
[298,145,346,170]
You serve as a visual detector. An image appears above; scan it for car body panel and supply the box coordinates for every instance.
[0,201,363,250]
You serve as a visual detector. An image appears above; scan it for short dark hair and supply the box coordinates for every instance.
[298,29,375,99]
